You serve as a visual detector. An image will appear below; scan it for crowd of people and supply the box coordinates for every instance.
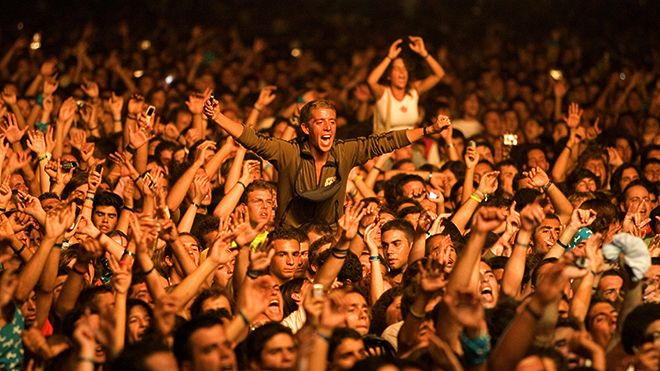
[0,4,660,370]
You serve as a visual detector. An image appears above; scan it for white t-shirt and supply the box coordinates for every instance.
[373,88,419,133]
[452,118,483,138]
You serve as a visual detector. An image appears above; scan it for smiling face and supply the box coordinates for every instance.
[302,107,336,155]
[389,58,409,89]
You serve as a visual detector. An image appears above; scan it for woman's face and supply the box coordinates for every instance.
[127,305,151,344]
[619,167,639,191]
[385,295,402,325]
[388,58,409,89]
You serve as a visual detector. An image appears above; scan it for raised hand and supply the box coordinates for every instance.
[87,167,103,193]
[80,78,99,99]
[108,253,133,294]
[126,94,144,116]
[0,180,11,208]
[364,222,381,256]
[519,202,545,232]
[203,97,219,121]
[1,86,17,106]
[186,88,212,115]
[190,173,211,204]
[58,97,77,123]
[193,140,216,166]
[523,167,550,189]
[44,203,76,239]
[108,152,139,179]
[27,130,47,155]
[353,84,372,102]
[387,39,403,59]
[158,219,179,242]
[108,92,124,120]
[207,236,237,266]
[127,119,154,149]
[338,200,366,240]
[1,113,27,143]
[152,294,178,336]
[569,208,597,229]
[42,76,59,97]
[444,288,486,331]
[430,114,452,136]
[408,36,428,57]
[477,171,500,195]
[472,206,507,234]
[464,145,479,169]
[237,274,277,321]
[232,205,267,247]
[418,259,447,295]
[254,86,277,111]
[534,258,586,305]
[76,215,101,239]
[563,102,582,129]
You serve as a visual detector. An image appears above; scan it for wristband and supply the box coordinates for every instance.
[133,173,143,184]
[247,269,267,279]
[373,166,384,173]
[514,241,529,249]
[121,249,135,260]
[331,247,349,259]
[127,114,137,120]
[192,202,201,208]
[38,152,52,162]
[126,144,138,155]
[143,265,156,276]
[253,106,262,112]
[0,207,5,212]
[35,121,49,132]
[556,240,569,250]
[122,206,134,213]
[423,126,429,136]
[369,255,381,262]
[236,180,247,189]
[470,193,483,203]
[542,181,553,192]
[53,243,63,249]
[237,309,251,326]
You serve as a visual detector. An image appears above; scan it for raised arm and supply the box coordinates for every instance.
[166,141,214,210]
[524,167,573,225]
[408,36,445,95]
[501,203,544,298]
[366,39,402,99]
[448,207,506,294]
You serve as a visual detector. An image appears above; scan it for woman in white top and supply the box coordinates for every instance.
[367,36,446,133]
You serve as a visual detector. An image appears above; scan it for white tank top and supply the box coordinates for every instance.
[373,87,419,133]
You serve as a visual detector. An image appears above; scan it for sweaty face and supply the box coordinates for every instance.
[344,292,370,336]
[597,275,623,302]
[258,333,297,370]
[479,261,500,309]
[127,305,151,344]
[624,185,651,219]
[269,239,301,283]
[382,229,411,270]
[246,189,274,226]
[533,218,561,254]
[93,205,118,233]
[188,324,237,371]
[302,107,336,154]
[587,302,618,348]
[180,235,201,265]
[389,58,409,89]
[619,167,639,191]
[584,158,607,187]
[332,338,367,370]
[526,149,549,172]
